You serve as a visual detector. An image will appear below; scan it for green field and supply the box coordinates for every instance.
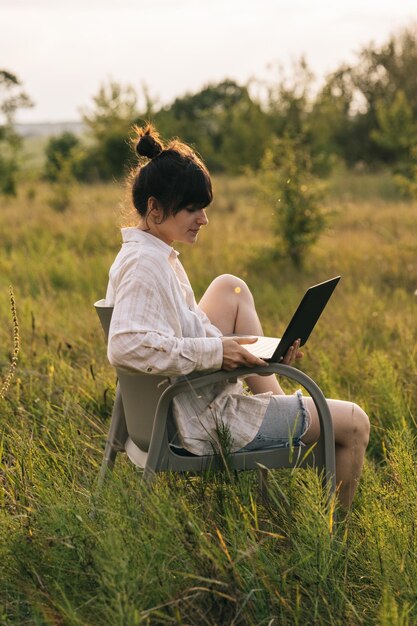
[1,172,417,625]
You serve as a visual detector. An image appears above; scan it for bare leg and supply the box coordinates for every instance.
[302,398,370,508]
[199,274,283,394]
[199,274,370,508]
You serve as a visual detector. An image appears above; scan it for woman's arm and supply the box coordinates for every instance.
[108,329,223,376]
[107,269,223,377]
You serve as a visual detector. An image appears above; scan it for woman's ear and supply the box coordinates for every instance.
[147,196,162,222]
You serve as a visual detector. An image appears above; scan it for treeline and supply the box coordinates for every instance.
[1,25,417,194]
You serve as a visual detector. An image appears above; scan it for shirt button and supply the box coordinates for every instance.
[146,366,153,373]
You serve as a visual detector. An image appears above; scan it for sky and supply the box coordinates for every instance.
[2,0,417,123]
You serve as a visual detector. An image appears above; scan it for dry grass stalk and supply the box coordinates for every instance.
[0,286,20,399]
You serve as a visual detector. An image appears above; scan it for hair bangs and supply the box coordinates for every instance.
[172,162,213,214]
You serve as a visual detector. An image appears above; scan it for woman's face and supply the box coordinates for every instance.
[148,204,209,245]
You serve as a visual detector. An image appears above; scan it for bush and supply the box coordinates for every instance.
[44,131,80,182]
[258,135,327,267]
[393,146,417,198]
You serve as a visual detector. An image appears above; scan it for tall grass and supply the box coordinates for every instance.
[1,173,417,624]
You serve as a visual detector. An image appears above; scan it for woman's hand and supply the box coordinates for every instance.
[281,338,304,366]
[221,337,267,371]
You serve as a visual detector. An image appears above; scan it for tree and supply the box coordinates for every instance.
[264,59,340,175]
[81,80,140,180]
[338,26,417,164]
[371,90,417,162]
[155,79,271,172]
[0,70,33,195]
[220,97,270,173]
[353,27,417,117]
[265,58,314,139]
[306,66,357,171]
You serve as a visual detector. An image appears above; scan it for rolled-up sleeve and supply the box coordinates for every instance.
[107,261,223,376]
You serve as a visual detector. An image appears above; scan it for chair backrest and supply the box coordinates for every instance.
[94,299,113,340]
[94,300,169,452]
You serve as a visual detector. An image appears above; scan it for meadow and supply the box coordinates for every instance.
[1,170,417,625]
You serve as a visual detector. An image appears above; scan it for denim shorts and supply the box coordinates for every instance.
[240,390,311,451]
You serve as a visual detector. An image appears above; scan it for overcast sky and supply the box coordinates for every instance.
[2,0,417,123]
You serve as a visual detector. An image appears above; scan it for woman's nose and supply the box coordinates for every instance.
[197,209,208,225]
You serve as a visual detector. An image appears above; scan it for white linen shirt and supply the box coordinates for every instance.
[105,227,270,455]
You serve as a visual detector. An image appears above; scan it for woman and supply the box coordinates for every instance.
[105,124,370,508]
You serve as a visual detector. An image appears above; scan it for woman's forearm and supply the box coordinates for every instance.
[108,330,223,377]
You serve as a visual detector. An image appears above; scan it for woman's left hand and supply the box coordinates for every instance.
[281,338,304,366]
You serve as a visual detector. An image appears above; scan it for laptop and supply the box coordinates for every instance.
[244,276,341,362]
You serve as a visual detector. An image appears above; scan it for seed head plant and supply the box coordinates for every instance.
[0,286,20,399]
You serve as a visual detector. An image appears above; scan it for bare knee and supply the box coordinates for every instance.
[302,398,370,449]
[209,274,252,299]
[206,274,255,311]
[351,403,370,447]
[199,274,256,335]
[334,402,370,449]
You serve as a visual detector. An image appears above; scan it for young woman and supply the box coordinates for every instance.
[105,124,370,508]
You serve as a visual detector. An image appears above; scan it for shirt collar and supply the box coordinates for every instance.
[121,227,179,262]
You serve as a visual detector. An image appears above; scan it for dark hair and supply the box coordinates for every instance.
[131,124,213,220]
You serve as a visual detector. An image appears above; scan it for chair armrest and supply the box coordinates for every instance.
[146,365,334,476]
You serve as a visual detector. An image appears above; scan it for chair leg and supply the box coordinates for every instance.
[142,466,156,487]
[258,466,269,505]
[89,445,118,520]
[97,443,118,490]
[96,383,128,491]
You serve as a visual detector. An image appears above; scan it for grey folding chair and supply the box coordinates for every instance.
[94,300,336,501]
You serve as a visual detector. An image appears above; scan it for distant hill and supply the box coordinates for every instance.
[15,121,84,138]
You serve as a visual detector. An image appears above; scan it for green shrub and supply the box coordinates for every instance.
[258,135,327,267]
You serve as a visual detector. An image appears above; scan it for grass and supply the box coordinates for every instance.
[0,171,417,624]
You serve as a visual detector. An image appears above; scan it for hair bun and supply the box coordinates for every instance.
[135,125,163,159]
